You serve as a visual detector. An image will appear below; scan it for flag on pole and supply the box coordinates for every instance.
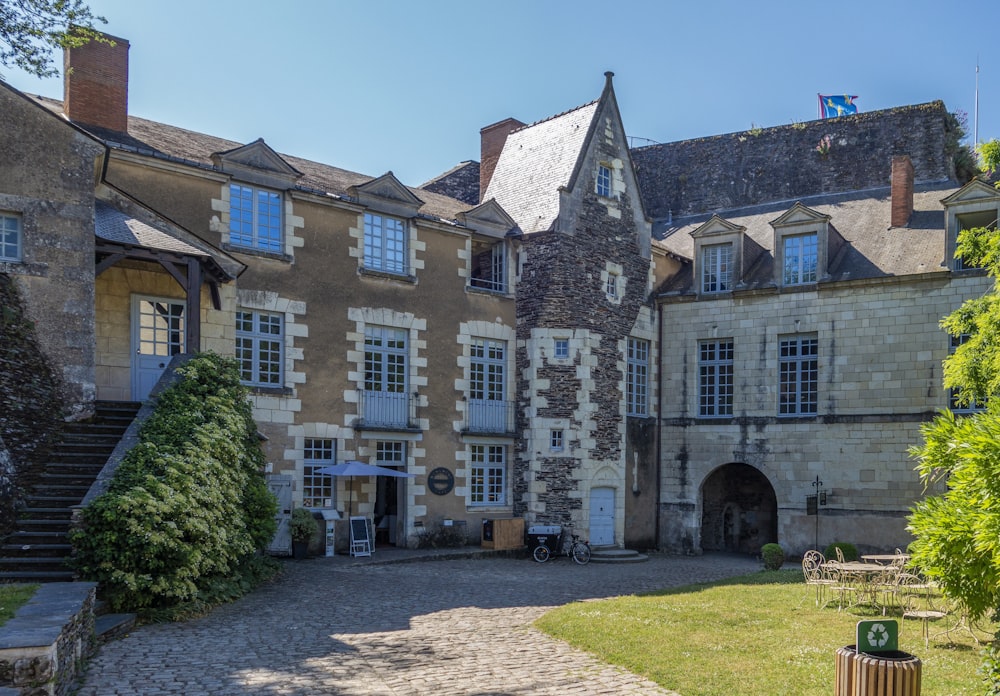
[818,94,859,118]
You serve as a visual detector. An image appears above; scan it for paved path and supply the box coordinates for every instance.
[74,552,759,695]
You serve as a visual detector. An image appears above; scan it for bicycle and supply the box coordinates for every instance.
[531,525,591,564]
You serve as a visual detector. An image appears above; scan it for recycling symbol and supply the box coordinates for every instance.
[867,623,889,648]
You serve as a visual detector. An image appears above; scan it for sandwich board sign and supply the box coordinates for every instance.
[857,620,898,653]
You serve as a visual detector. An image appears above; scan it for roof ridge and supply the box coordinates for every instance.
[510,98,600,135]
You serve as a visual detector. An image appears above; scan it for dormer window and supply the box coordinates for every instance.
[942,179,1000,272]
[596,164,612,198]
[364,212,407,275]
[230,183,282,253]
[782,233,818,285]
[701,243,732,293]
[770,203,833,288]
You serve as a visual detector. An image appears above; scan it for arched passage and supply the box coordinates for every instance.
[700,463,777,554]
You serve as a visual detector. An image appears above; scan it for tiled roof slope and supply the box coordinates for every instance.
[633,102,955,221]
[484,100,599,234]
[657,183,956,294]
[28,95,472,223]
[95,200,207,256]
[420,161,481,205]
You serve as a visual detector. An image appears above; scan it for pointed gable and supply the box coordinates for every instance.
[456,198,519,239]
[349,171,425,218]
[211,138,302,189]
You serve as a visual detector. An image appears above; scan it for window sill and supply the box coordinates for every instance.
[467,505,512,513]
[246,385,294,396]
[222,243,293,263]
[466,284,512,298]
[359,267,416,284]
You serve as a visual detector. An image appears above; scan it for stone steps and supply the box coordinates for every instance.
[589,546,649,563]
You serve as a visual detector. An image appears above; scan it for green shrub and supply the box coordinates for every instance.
[761,543,785,570]
[70,353,278,614]
[824,542,858,562]
[289,508,318,541]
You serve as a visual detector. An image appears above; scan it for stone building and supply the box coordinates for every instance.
[2,31,994,555]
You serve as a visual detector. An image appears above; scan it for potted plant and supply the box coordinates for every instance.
[289,508,318,559]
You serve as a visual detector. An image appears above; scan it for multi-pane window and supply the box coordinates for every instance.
[376,440,406,466]
[363,326,408,426]
[236,310,283,386]
[701,243,732,293]
[606,273,619,299]
[550,429,564,451]
[783,233,818,285]
[229,184,282,253]
[626,338,649,416]
[699,340,734,416]
[949,334,987,412]
[470,444,505,505]
[554,338,569,359]
[363,212,407,274]
[596,164,612,197]
[469,338,508,432]
[0,214,21,262]
[302,438,335,508]
[779,335,818,415]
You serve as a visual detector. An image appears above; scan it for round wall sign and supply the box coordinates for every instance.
[427,467,455,495]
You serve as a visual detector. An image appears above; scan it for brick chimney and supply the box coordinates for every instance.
[890,155,914,228]
[480,117,525,201]
[63,31,130,133]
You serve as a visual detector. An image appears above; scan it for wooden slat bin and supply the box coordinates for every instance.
[481,518,525,550]
[835,646,921,696]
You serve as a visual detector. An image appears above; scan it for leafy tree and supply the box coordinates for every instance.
[981,139,1000,181]
[0,0,107,78]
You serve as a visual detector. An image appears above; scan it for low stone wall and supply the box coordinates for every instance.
[0,583,96,696]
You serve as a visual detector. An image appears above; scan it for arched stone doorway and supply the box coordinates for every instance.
[700,463,777,554]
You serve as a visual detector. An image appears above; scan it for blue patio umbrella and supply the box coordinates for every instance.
[315,460,415,517]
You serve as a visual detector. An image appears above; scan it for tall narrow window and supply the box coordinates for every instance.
[236,310,283,386]
[596,164,612,197]
[470,444,506,505]
[469,338,508,432]
[779,335,818,415]
[363,326,408,426]
[701,243,732,293]
[302,438,335,508]
[0,213,21,262]
[699,340,734,416]
[606,273,619,299]
[626,338,649,416]
[364,212,407,274]
[229,184,282,253]
[783,233,818,285]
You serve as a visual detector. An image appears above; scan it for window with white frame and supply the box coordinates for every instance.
[363,325,408,426]
[469,338,508,432]
[554,338,569,359]
[954,211,995,270]
[778,335,818,415]
[701,243,732,293]
[596,164,612,197]
[626,338,649,416]
[363,212,407,274]
[236,310,283,387]
[699,340,734,416]
[302,438,335,508]
[783,233,818,285]
[949,334,987,412]
[470,241,507,293]
[229,183,282,253]
[0,213,21,262]
[375,440,406,466]
[550,429,564,452]
[470,444,506,505]
[606,272,619,300]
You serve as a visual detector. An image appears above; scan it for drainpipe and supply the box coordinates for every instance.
[654,298,664,550]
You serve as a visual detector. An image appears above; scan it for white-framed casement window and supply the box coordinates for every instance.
[363,212,407,274]
[236,310,284,387]
[554,338,569,359]
[230,183,282,253]
[949,334,987,413]
[596,164,612,197]
[550,429,564,452]
[470,241,508,293]
[363,325,409,427]
[606,272,620,300]
[0,213,21,262]
[701,243,732,293]
[778,335,818,415]
[376,440,406,466]
[626,338,649,416]
[469,338,508,432]
[782,233,818,285]
[303,438,335,508]
[699,340,734,416]
[470,444,506,506]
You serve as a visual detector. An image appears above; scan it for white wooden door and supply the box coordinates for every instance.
[131,295,185,400]
[590,487,615,546]
[266,475,293,556]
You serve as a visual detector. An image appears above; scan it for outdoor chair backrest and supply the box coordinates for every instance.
[835,547,845,563]
[802,550,826,582]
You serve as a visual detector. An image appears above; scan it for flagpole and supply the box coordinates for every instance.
[975,59,980,145]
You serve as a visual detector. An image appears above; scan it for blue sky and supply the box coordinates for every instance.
[5,0,999,186]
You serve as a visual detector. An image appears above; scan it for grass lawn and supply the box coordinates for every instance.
[0,584,38,628]
[535,570,993,696]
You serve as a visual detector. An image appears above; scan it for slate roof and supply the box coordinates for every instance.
[483,100,599,234]
[420,161,481,206]
[95,200,208,256]
[28,95,473,224]
[657,183,957,294]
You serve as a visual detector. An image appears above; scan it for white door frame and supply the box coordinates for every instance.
[130,294,185,401]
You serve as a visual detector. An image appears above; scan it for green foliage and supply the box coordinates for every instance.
[823,542,858,562]
[0,583,37,627]
[289,508,318,542]
[70,353,278,614]
[0,0,109,78]
[945,110,981,183]
[979,139,1000,181]
[760,542,784,570]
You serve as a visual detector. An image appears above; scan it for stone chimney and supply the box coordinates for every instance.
[63,31,130,133]
[480,117,525,201]
[890,155,914,228]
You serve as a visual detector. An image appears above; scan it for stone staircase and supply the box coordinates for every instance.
[0,401,140,582]
[590,546,649,563]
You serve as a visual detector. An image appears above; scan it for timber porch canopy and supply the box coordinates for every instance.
[94,200,242,350]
